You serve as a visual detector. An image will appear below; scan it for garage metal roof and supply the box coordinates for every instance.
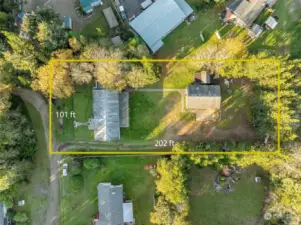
[129,0,193,53]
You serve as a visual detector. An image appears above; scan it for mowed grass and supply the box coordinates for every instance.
[55,83,93,141]
[17,102,49,225]
[121,92,182,140]
[189,166,268,225]
[156,6,223,59]
[81,14,110,39]
[60,156,158,225]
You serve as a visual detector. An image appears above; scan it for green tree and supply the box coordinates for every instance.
[14,212,28,223]
[83,158,101,169]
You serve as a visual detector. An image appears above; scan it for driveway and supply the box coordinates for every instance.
[14,88,61,225]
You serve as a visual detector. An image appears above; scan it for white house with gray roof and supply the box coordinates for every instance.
[129,0,193,53]
[95,183,134,225]
[88,83,129,141]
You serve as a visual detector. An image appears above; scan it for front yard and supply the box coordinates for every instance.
[189,166,268,225]
[60,156,158,225]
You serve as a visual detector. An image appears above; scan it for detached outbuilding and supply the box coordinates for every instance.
[103,7,119,28]
[129,0,193,53]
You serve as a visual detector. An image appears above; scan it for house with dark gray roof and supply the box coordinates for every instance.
[95,183,134,225]
[222,0,278,28]
[88,83,129,141]
[0,203,8,225]
[186,72,221,121]
[129,0,193,53]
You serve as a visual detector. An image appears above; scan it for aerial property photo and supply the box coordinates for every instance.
[1,0,301,225]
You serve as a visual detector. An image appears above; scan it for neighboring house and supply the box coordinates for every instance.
[94,183,135,225]
[103,7,119,28]
[222,0,277,28]
[80,0,102,14]
[88,83,129,141]
[129,0,193,53]
[186,72,221,121]
[0,203,8,225]
[62,16,72,29]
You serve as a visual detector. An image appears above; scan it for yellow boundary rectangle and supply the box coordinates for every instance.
[49,59,281,155]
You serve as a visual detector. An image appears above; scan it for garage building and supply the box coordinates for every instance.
[129,0,193,53]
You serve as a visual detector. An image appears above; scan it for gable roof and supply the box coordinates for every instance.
[0,203,7,225]
[186,85,221,109]
[90,89,121,141]
[103,7,119,28]
[97,183,123,225]
[129,0,193,53]
[227,0,267,27]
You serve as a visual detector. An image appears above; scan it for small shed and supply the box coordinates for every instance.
[248,24,263,39]
[195,71,211,84]
[63,16,72,29]
[111,36,123,46]
[103,7,119,28]
[265,16,278,29]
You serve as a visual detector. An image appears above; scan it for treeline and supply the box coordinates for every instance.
[151,142,301,225]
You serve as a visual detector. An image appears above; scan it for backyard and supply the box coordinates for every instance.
[60,156,158,225]
[189,166,268,225]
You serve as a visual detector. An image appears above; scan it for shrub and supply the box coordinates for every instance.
[14,212,28,223]
[83,158,101,170]
[69,175,83,192]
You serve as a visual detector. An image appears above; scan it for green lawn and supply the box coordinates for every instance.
[189,166,268,225]
[121,92,182,140]
[55,83,93,141]
[81,15,110,39]
[157,6,223,59]
[17,102,49,225]
[60,156,158,225]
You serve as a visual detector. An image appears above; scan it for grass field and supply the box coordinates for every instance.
[55,83,93,141]
[17,102,49,225]
[121,92,182,140]
[60,156,158,225]
[81,14,110,39]
[189,166,268,225]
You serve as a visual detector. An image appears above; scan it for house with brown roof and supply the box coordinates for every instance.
[221,0,278,28]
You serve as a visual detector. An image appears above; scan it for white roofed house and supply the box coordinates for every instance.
[129,0,193,53]
[94,183,135,225]
[88,83,129,141]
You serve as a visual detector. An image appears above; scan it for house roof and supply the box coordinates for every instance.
[186,85,221,109]
[97,183,123,225]
[129,0,193,53]
[90,89,121,141]
[195,71,211,84]
[103,7,119,28]
[227,0,267,27]
[80,0,102,13]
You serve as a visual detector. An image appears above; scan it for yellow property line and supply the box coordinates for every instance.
[48,59,281,155]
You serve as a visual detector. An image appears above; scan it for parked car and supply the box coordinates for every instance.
[119,5,127,21]
[62,163,68,176]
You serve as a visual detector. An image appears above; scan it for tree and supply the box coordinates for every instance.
[150,197,175,225]
[156,157,187,204]
[70,63,92,85]
[32,49,74,98]
[0,12,8,29]
[2,31,38,74]
[14,213,28,223]
[68,37,82,52]
[83,158,101,169]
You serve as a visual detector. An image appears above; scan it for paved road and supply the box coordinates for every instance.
[14,88,60,225]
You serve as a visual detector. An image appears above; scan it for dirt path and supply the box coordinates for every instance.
[14,88,60,225]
